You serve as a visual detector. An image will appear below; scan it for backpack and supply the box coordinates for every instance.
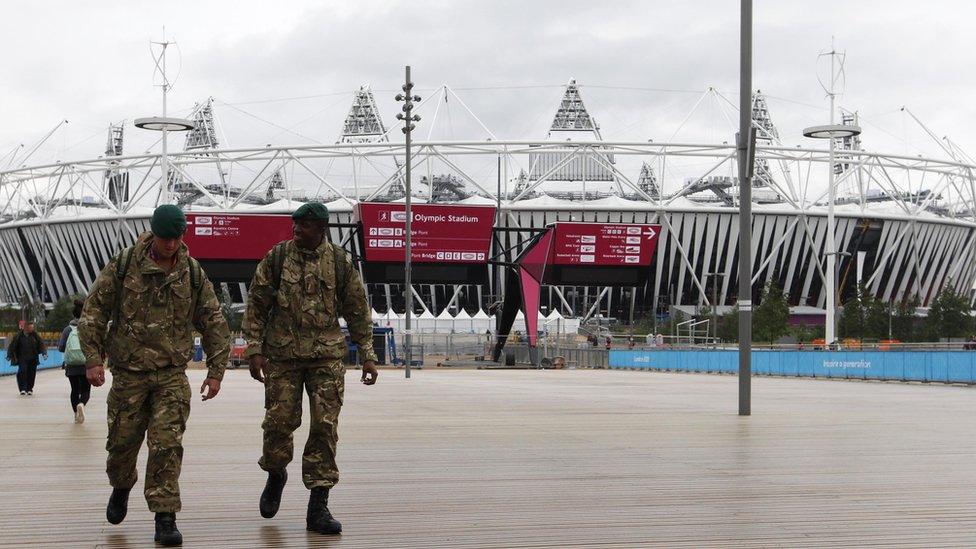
[64,325,86,366]
[111,246,204,328]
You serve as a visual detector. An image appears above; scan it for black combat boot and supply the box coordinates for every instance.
[106,487,130,525]
[306,487,342,534]
[154,512,183,546]
[260,469,288,518]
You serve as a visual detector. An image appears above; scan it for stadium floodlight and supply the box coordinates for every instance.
[134,117,194,206]
[134,117,195,132]
[802,124,862,139]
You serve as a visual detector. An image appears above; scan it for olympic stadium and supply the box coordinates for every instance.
[1,78,975,328]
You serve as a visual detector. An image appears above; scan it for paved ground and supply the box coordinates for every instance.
[2,367,975,548]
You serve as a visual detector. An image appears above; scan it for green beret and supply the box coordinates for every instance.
[292,202,329,222]
[150,204,187,238]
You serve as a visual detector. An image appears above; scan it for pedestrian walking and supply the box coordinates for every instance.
[243,202,378,535]
[6,321,46,395]
[79,204,230,546]
[58,298,90,423]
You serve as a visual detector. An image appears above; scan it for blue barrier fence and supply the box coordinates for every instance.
[1,351,65,377]
[609,349,976,384]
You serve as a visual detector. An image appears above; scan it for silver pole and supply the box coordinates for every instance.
[826,62,837,347]
[737,0,753,416]
[404,65,414,379]
[160,43,169,205]
[495,154,502,327]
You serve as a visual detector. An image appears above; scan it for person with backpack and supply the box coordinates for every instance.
[78,204,230,547]
[6,320,47,395]
[242,202,378,535]
[58,298,89,423]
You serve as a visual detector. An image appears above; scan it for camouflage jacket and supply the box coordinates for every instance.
[242,239,377,364]
[79,232,231,380]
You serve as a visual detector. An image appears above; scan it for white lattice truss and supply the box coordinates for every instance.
[1,140,975,317]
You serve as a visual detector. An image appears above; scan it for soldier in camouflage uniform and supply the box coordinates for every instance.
[243,202,378,535]
[79,204,230,547]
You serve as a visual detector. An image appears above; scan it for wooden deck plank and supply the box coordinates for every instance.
[1,368,975,548]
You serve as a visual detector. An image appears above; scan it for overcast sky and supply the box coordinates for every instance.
[2,0,975,173]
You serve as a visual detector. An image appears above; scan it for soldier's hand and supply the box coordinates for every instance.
[87,364,106,387]
[361,360,378,385]
[249,354,267,384]
[200,377,221,401]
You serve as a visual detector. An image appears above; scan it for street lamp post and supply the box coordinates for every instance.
[802,125,861,347]
[737,0,755,416]
[803,44,861,348]
[395,66,421,379]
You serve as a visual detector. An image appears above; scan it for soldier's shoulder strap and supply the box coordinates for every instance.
[187,256,204,316]
[331,243,349,294]
[265,241,290,324]
[329,243,351,316]
[269,241,288,294]
[188,256,202,291]
[115,246,135,281]
[111,246,135,327]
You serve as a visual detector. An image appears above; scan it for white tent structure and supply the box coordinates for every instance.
[454,309,473,333]
[369,307,578,336]
[435,308,454,333]
[472,308,493,334]
[541,308,579,335]
[417,310,437,334]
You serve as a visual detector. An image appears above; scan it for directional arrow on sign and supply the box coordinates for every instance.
[643,227,657,239]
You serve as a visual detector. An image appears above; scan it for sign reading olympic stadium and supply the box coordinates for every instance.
[355,202,497,285]
[356,202,496,263]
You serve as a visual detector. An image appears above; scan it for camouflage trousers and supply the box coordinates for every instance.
[106,366,191,513]
[259,360,345,489]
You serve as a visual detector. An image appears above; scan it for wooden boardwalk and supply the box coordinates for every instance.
[2,367,976,548]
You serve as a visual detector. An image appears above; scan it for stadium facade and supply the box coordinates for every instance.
[1,82,975,325]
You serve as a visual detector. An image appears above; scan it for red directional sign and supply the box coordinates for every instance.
[356,202,496,263]
[183,213,292,260]
[548,222,660,266]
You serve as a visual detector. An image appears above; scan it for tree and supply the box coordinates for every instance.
[0,306,21,334]
[753,280,790,344]
[656,310,686,340]
[839,282,887,340]
[790,321,823,345]
[891,295,919,342]
[863,291,888,340]
[42,295,83,333]
[19,292,45,325]
[717,305,739,342]
[838,294,865,339]
[923,286,972,341]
